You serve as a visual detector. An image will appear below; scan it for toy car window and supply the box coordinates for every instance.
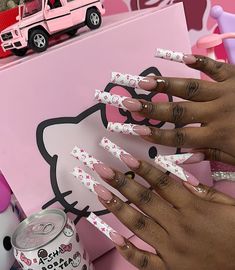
[47,0,62,9]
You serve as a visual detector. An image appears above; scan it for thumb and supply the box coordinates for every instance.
[184,182,235,206]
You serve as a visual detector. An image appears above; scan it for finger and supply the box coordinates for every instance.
[95,164,177,228]
[139,100,213,125]
[186,55,235,82]
[99,193,168,248]
[184,183,235,205]
[133,160,194,208]
[197,148,235,166]
[142,126,211,148]
[116,239,166,270]
[139,76,221,101]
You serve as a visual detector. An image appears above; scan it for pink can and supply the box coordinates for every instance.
[11,209,93,270]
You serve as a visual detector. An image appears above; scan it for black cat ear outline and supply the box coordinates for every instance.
[36,67,173,224]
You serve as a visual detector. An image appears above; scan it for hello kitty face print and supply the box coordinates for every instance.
[71,251,81,267]
[63,224,74,237]
[37,67,177,224]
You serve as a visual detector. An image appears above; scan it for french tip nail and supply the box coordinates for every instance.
[185,171,200,187]
[120,154,140,169]
[122,98,142,112]
[94,184,113,201]
[133,125,152,136]
[186,153,205,164]
[93,163,115,179]
[110,232,126,247]
[183,54,197,65]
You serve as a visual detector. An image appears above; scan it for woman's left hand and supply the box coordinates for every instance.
[94,158,235,270]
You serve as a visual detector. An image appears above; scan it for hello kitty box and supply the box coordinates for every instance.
[0,3,211,260]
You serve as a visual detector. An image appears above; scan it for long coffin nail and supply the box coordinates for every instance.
[155,155,199,186]
[111,72,152,88]
[107,122,151,136]
[94,184,113,201]
[94,90,142,111]
[93,163,115,179]
[100,137,140,169]
[163,153,205,165]
[87,213,121,242]
[155,48,197,64]
[72,167,100,193]
[110,232,126,247]
[71,146,102,170]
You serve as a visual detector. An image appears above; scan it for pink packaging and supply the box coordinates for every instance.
[0,3,211,260]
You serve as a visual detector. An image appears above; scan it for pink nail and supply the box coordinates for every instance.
[94,184,113,201]
[183,54,197,64]
[93,163,115,179]
[133,125,151,136]
[120,154,140,169]
[185,171,200,186]
[110,232,126,247]
[183,153,205,164]
[122,98,142,112]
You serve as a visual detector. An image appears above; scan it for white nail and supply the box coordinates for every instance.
[71,146,102,170]
[107,122,139,136]
[94,89,129,110]
[100,137,130,160]
[162,153,194,164]
[155,48,184,63]
[155,155,188,182]
[111,72,148,88]
[87,213,116,240]
[72,167,99,194]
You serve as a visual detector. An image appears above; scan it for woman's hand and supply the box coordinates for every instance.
[94,157,235,270]
[108,56,235,165]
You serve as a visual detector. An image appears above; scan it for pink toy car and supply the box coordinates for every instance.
[0,0,105,56]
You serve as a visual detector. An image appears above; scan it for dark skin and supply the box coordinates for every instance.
[98,56,235,269]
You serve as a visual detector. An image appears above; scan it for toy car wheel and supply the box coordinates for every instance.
[29,29,48,53]
[86,9,102,30]
[67,28,78,37]
[11,48,28,57]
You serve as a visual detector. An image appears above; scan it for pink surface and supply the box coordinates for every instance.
[0,173,11,213]
[0,3,211,261]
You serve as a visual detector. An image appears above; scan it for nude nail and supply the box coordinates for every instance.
[94,89,142,111]
[109,232,126,247]
[93,163,115,179]
[155,48,197,65]
[111,72,152,89]
[120,154,140,169]
[155,155,199,186]
[107,122,151,136]
[94,184,113,201]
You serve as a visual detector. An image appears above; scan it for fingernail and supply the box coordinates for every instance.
[155,48,197,65]
[87,213,118,240]
[120,154,140,169]
[184,153,205,164]
[72,167,99,193]
[122,98,142,112]
[100,137,131,161]
[71,146,102,170]
[110,232,126,247]
[163,153,205,165]
[183,54,197,64]
[107,122,151,136]
[111,72,149,88]
[94,184,113,201]
[94,89,142,111]
[155,155,199,186]
[93,163,115,179]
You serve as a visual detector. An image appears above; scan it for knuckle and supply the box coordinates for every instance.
[133,215,147,231]
[207,148,221,161]
[153,173,171,190]
[185,80,200,99]
[171,103,185,124]
[173,128,186,147]
[114,172,128,189]
[137,189,153,205]
[138,254,150,269]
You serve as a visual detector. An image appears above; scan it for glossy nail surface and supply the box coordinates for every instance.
[110,232,126,247]
[111,72,149,88]
[120,154,140,169]
[94,184,113,201]
[183,54,197,64]
[107,122,151,136]
[94,163,115,179]
[122,98,142,112]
